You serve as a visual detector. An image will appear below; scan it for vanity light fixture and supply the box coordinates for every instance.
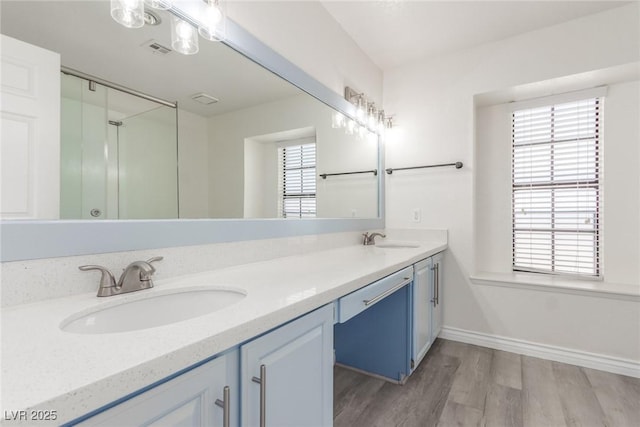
[339,87,393,137]
[171,16,199,55]
[143,10,162,26]
[144,0,172,10]
[345,118,356,135]
[377,110,386,133]
[385,116,395,129]
[332,111,346,129]
[111,0,227,55]
[111,0,145,28]
[367,103,378,131]
[345,86,366,123]
[198,0,226,42]
[355,95,367,124]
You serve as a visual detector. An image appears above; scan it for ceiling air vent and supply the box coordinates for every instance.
[191,93,219,105]
[141,39,172,55]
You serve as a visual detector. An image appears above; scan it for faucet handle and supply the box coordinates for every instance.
[79,265,117,292]
[362,232,370,245]
[143,256,163,275]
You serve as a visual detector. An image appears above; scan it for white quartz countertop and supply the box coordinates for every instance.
[1,240,446,424]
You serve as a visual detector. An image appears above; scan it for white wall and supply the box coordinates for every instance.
[228,1,383,103]
[244,138,279,218]
[384,4,640,360]
[177,109,209,218]
[208,94,378,219]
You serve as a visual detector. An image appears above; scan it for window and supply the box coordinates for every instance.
[512,97,601,277]
[278,140,316,218]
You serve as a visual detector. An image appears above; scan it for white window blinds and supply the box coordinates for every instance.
[512,97,601,277]
[278,142,317,218]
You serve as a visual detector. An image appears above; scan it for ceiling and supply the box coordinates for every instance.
[321,1,632,70]
[0,1,301,117]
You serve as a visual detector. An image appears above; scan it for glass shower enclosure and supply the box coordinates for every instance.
[60,72,178,219]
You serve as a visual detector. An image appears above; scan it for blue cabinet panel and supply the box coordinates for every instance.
[334,284,411,383]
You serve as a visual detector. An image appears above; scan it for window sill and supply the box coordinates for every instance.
[470,271,640,301]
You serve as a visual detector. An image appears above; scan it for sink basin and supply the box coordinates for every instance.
[375,242,420,249]
[61,287,246,334]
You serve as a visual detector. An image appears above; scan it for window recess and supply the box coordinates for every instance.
[511,96,602,278]
[278,140,317,218]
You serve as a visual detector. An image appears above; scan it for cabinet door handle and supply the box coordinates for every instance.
[214,386,230,427]
[431,265,437,307]
[435,263,439,305]
[363,277,412,307]
[251,364,266,427]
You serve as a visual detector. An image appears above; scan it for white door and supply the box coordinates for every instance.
[241,304,333,427]
[1,34,60,219]
[77,352,238,427]
[412,257,433,371]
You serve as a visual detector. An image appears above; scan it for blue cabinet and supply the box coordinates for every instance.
[411,257,433,370]
[431,252,444,340]
[70,254,443,426]
[75,350,239,427]
[241,304,334,427]
[334,267,414,383]
[411,251,444,374]
[73,306,334,427]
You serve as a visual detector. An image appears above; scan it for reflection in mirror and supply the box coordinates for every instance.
[0,0,379,220]
[61,72,179,219]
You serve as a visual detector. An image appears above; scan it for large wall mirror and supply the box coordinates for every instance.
[0,1,383,261]
[1,0,379,221]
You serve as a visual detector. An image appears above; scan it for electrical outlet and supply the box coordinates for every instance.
[412,208,422,223]
[351,209,357,217]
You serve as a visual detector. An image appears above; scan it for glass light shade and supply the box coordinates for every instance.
[367,109,377,130]
[171,17,199,55]
[111,0,145,28]
[345,119,356,135]
[377,111,386,133]
[145,0,172,10]
[198,0,226,41]
[355,98,366,123]
[332,112,345,129]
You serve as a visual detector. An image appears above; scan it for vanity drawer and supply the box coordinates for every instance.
[337,266,413,323]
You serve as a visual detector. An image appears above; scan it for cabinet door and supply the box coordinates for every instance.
[431,252,444,339]
[241,304,333,427]
[77,351,238,427]
[412,257,433,371]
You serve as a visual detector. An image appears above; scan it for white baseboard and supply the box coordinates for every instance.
[439,326,640,378]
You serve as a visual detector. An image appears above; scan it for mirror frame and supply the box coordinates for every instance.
[0,13,385,262]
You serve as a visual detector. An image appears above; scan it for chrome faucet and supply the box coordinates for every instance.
[362,232,386,246]
[79,256,163,297]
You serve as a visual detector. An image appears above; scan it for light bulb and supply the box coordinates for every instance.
[111,0,144,28]
[377,111,386,134]
[176,21,193,38]
[367,106,377,130]
[171,17,199,55]
[345,119,356,135]
[198,0,226,41]
[355,97,365,123]
[332,112,345,129]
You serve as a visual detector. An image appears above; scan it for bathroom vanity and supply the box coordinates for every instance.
[1,239,446,426]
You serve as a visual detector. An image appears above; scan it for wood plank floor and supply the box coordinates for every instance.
[334,339,640,427]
